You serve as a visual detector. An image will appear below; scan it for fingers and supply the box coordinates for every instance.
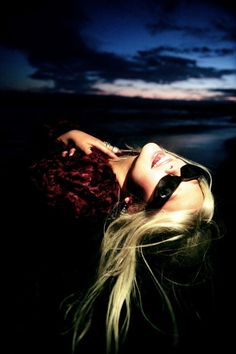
[61,141,120,159]
[88,140,120,158]
[61,147,76,157]
[103,141,120,154]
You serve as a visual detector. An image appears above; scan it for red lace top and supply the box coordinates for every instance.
[30,140,120,225]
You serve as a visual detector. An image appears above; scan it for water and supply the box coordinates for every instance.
[149,126,236,167]
[1,92,235,170]
[98,115,236,168]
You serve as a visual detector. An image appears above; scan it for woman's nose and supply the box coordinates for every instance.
[165,163,180,176]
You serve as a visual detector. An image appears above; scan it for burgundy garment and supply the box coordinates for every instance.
[30,141,120,224]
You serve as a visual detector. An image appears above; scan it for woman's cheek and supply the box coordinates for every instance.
[136,172,155,201]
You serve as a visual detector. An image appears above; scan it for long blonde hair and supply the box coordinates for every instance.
[65,151,218,353]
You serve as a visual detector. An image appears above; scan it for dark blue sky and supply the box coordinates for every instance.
[0,0,235,100]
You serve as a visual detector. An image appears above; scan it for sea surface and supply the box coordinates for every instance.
[2,92,235,168]
[102,114,236,167]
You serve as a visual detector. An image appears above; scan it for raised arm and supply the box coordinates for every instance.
[57,129,120,159]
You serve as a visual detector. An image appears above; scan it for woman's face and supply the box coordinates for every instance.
[130,143,204,211]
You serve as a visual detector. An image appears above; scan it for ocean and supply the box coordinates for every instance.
[1,91,235,168]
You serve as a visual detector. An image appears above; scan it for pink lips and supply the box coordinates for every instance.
[152,152,172,168]
[151,151,165,168]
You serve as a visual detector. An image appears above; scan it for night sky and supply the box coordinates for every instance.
[1,4,236,352]
[0,0,235,101]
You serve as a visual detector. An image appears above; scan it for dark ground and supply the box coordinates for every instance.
[1,92,235,353]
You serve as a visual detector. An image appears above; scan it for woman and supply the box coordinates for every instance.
[30,127,219,354]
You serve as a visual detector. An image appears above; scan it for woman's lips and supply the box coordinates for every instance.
[152,152,172,168]
[152,151,165,167]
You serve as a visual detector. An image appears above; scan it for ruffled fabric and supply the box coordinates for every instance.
[30,141,120,224]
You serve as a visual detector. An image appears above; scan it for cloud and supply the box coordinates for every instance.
[214,20,236,42]
[0,0,235,95]
[210,88,236,99]
[29,47,235,93]
[133,51,235,82]
[146,1,236,44]
[146,21,209,37]
[138,46,236,58]
[0,0,89,61]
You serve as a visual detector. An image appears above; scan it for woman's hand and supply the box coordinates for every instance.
[57,129,120,159]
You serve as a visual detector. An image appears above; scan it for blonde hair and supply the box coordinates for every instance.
[65,151,218,353]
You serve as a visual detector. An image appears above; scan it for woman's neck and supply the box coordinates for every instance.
[109,155,137,189]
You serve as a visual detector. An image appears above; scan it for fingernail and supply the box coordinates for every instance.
[62,151,68,157]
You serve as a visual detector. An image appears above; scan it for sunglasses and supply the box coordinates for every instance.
[146,163,210,211]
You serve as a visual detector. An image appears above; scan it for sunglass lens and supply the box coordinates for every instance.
[181,164,202,179]
[158,175,180,199]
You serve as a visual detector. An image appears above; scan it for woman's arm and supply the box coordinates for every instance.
[58,129,120,159]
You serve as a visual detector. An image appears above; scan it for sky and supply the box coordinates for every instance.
[0,0,235,101]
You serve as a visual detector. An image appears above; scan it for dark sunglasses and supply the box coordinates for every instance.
[146,164,210,211]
